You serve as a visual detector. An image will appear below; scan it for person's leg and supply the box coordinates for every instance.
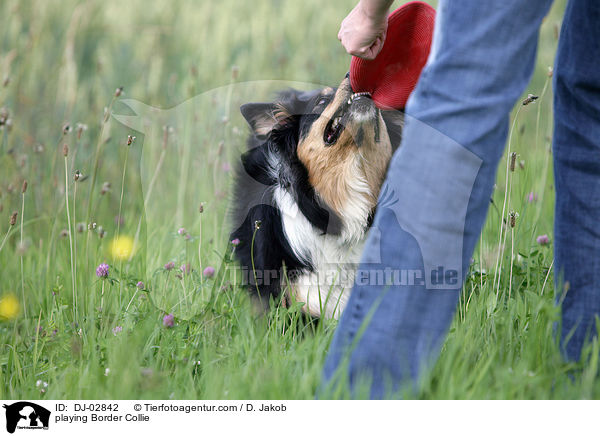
[321,0,554,398]
[553,0,600,361]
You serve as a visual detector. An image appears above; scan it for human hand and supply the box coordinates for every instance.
[338,2,389,60]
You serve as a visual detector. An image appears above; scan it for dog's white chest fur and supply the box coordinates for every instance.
[273,187,368,319]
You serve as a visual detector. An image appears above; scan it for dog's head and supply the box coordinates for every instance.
[240,76,402,241]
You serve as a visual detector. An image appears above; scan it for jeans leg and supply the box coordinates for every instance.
[321,0,554,398]
[553,0,600,361]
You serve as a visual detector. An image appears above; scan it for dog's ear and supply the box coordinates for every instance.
[241,103,289,137]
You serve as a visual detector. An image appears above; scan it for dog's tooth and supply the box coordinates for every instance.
[351,91,371,99]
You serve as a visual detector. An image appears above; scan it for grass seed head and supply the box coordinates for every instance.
[522,94,539,106]
[231,65,239,80]
[0,107,9,125]
[16,240,28,255]
[76,123,88,139]
[10,211,17,226]
[100,182,111,195]
[509,211,519,228]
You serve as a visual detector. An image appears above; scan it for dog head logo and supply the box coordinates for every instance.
[2,402,50,433]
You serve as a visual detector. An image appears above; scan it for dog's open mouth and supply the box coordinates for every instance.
[324,92,372,146]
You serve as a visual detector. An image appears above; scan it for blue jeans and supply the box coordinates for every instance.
[321,0,600,398]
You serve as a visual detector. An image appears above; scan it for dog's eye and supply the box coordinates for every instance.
[312,97,329,113]
[316,97,328,107]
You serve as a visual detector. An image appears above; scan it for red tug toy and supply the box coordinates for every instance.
[349,1,436,110]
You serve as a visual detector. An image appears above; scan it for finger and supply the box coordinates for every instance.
[350,48,371,59]
[361,50,377,60]
[367,37,385,59]
[371,38,383,57]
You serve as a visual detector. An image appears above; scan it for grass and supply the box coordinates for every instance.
[1,0,599,400]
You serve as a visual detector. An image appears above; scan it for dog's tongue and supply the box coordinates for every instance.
[349,1,436,110]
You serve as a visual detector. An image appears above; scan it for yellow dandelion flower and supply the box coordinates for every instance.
[109,236,135,261]
[0,294,20,321]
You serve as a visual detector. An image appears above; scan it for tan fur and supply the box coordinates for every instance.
[297,78,393,223]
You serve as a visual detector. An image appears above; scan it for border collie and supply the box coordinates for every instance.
[230,76,403,318]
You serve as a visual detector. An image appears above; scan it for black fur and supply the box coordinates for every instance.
[230,87,403,307]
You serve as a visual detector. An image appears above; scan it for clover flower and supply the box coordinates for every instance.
[163,313,175,328]
[527,192,538,203]
[536,234,550,246]
[96,263,109,278]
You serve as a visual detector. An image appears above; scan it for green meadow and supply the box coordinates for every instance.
[2,0,598,399]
